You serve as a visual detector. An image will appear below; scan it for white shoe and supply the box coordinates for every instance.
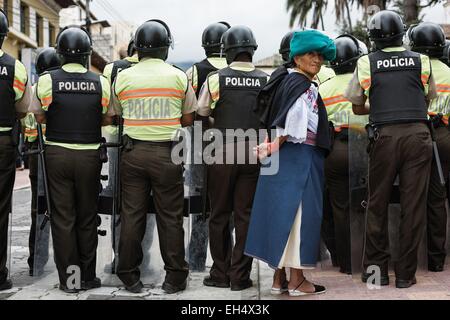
[270,286,288,295]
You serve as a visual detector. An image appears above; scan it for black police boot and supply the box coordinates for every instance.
[125,280,144,294]
[0,279,12,291]
[395,277,417,289]
[428,264,444,272]
[230,279,253,291]
[81,277,101,290]
[203,275,230,288]
[59,284,79,294]
[162,280,187,294]
[361,272,389,286]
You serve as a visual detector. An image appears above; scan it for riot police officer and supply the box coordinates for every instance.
[409,22,450,272]
[29,26,112,293]
[186,21,230,272]
[25,47,60,276]
[197,25,268,291]
[187,22,229,98]
[112,20,196,294]
[319,35,367,275]
[0,8,31,291]
[103,38,138,87]
[344,10,436,288]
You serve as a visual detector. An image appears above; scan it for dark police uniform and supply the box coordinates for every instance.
[30,63,111,287]
[197,61,267,288]
[345,46,436,284]
[0,49,30,289]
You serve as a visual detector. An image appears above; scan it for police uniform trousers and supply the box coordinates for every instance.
[117,140,188,288]
[45,145,102,285]
[363,122,432,280]
[324,131,351,273]
[0,135,16,285]
[427,125,450,269]
[207,140,259,286]
[26,141,38,271]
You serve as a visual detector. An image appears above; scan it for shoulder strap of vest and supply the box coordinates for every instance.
[252,68,269,77]
[0,52,16,66]
[218,66,234,76]
[50,68,101,85]
[195,58,215,70]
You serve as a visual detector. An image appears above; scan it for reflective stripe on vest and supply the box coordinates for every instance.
[116,60,188,141]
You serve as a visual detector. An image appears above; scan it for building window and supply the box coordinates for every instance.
[49,24,55,46]
[3,0,12,24]
[36,14,42,46]
[20,3,28,35]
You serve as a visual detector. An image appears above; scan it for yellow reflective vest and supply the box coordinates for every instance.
[319,73,353,130]
[114,58,188,141]
[429,58,450,125]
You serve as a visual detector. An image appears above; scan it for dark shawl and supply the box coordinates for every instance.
[269,71,332,154]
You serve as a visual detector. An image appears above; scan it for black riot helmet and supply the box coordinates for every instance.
[330,34,366,74]
[56,26,92,66]
[408,22,446,58]
[35,47,61,75]
[279,31,294,62]
[202,21,230,57]
[368,10,406,49]
[134,19,173,61]
[221,25,258,65]
[0,8,9,48]
[127,38,136,57]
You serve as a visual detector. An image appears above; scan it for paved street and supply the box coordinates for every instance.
[1,169,450,300]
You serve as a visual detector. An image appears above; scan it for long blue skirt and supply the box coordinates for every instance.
[244,142,325,269]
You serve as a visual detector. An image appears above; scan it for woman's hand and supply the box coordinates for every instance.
[254,143,271,161]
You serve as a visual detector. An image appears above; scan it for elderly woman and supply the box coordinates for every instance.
[244,30,335,296]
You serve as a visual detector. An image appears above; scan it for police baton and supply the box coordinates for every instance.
[36,123,52,230]
[429,121,446,187]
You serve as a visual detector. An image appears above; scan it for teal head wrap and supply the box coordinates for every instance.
[289,30,336,61]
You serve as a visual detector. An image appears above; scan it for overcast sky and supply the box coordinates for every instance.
[90,0,449,63]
